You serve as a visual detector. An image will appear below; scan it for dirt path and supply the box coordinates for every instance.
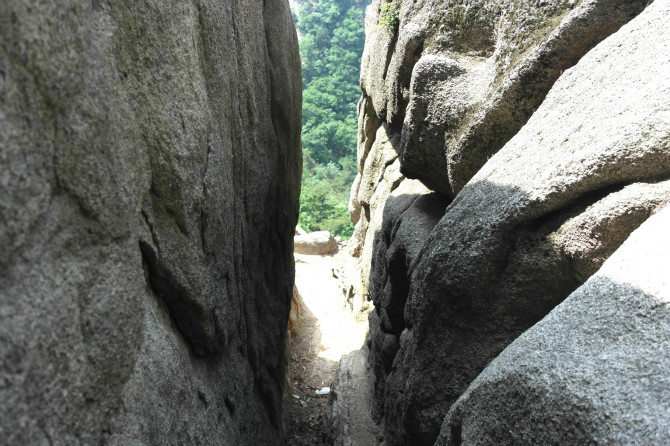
[287,247,368,445]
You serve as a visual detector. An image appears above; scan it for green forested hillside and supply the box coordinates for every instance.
[293,0,367,238]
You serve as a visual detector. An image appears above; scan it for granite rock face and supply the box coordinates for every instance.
[359,0,648,196]
[400,0,650,196]
[436,204,670,446]
[0,1,301,444]
[349,0,650,268]
[343,0,670,444]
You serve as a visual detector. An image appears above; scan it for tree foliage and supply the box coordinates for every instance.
[294,0,367,238]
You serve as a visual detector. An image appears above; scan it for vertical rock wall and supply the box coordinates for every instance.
[0,0,301,444]
[349,0,670,444]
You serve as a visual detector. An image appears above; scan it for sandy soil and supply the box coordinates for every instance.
[286,246,369,445]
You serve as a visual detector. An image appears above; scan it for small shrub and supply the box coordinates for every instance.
[376,1,399,35]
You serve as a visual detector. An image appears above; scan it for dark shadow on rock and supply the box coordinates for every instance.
[366,190,451,434]
[436,275,670,445]
[366,176,669,446]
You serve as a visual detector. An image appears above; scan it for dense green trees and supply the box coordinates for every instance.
[293,0,367,238]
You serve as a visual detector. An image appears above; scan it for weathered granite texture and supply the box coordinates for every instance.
[436,204,670,446]
[324,344,379,446]
[348,0,649,258]
[0,0,301,444]
[342,0,670,444]
[360,0,648,196]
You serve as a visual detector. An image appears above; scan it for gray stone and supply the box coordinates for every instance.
[401,0,649,196]
[349,173,363,225]
[359,176,427,301]
[551,181,670,283]
[325,346,379,446]
[355,121,408,294]
[358,123,402,208]
[294,231,338,255]
[360,0,648,196]
[366,312,399,425]
[436,204,670,446]
[371,1,670,443]
[357,94,383,173]
[0,0,301,444]
[370,191,449,337]
[364,189,449,428]
[348,212,369,258]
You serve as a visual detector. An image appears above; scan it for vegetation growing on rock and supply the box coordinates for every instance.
[376,1,400,34]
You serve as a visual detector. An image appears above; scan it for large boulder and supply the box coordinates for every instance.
[294,231,338,255]
[436,203,670,445]
[364,1,670,444]
[359,0,648,195]
[400,0,649,196]
[0,0,301,444]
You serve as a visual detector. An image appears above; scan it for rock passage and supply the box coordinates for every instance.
[287,247,371,445]
[2,0,669,444]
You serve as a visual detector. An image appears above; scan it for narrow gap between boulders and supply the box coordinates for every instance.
[287,243,370,445]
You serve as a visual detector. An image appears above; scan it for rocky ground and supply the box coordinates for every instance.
[287,244,370,445]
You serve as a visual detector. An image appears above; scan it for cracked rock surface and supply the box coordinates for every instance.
[0,0,301,444]
[437,204,670,446]
[344,0,670,445]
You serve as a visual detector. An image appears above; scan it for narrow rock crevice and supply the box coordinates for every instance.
[138,239,209,357]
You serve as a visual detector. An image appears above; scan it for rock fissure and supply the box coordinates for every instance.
[3,0,670,444]
[138,239,207,357]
